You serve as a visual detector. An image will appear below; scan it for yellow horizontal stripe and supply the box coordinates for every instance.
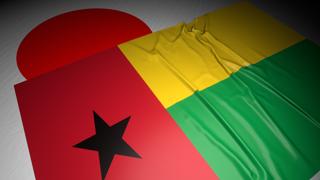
[119,2,304,108]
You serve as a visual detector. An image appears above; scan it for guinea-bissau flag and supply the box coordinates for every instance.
[15,2,320,180]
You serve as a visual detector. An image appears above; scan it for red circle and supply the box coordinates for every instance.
[17,9,151,79]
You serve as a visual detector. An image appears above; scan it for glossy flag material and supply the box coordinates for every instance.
[15,47,217,179]
[119,2,320,179]
[15,2,320,180]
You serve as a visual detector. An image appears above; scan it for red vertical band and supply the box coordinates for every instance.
[15,47,217,180]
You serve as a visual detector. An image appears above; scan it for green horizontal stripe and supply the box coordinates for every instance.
[168,40,320,179]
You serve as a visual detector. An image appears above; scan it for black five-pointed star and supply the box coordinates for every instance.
[74,111,141,180]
